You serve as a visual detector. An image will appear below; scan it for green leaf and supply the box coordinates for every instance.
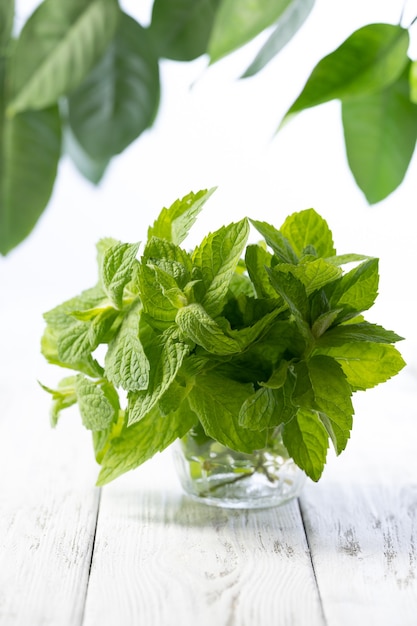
[209,0,292,63]
[239,387,277,430]
[0,0,14,47]
[39,376,77,427]
[150,0,221,61]
[311,309,341,339]
[284,258,342,295]
[127,332,189,425]
[409,59,417,104]
[41,325,104,378]
[267,267,309,322]
[282,409,329,481]
[342,64,417,204]
[192,218,250,317]
[242,0,315,78]
[176,303,242,355]
[63,122,109,185]
[188,373,266,452]
[8,0,120,115]
[0,106,61,255]
[100,242,140,309]
[143,237,192,284]
[282,23,409,123]
[245,244,276,298]
[239,373,296,430]
[316,321,404,348]
[75,375,120,431]
[97,399,197,485]
[307,355,353,454]
[68,12,160,161]
[315,342,406,391]
[326,258,379,319]
[280,208,335,258]
[105,303,150,392]
[148,188,216,245]
[250,219,298,264]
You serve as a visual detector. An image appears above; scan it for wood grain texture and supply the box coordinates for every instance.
[300,481,417,626]
[83,475,324,626]
[0,382,100,626]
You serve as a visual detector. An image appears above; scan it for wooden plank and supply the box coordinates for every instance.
[0,384,100,626]
[300,481,417,626]
[83,454,325,626]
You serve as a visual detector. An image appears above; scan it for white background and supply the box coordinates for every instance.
[1,0,416,477]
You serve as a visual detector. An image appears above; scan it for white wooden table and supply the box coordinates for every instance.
[1,317,416,626]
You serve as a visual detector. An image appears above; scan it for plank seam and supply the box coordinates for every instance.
[297,497,328,626]
[80,487,102,626]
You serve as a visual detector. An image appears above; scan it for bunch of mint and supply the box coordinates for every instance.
[41,188,405,484]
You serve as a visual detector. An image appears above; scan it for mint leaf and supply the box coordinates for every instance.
[75,375,120,431]
[138,263,179,328]
[250,219,298,264]
[292,259,342,295]
[307,355,353,453]
[245,244,277,298]
[105,303,150,391]
[267,268,310,337]
[100,242,140,309]
[127,331,189,425]
[282,409,329,481]
[326,258,379,320]
[192,218,250,317]
[316,321,404,347]
[311,309,341,339]
[41,325,103,378]
[238,387,277,430]
[97,399,198,485]
[148,188,216,244]
[280,208,336,257]
[143,236,192,284]
[188,373,266,452]
[175,303,241,355]
[39,377,77,427]
[315,342,406,390]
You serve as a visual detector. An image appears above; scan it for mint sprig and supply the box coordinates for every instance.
[41,189,406,484]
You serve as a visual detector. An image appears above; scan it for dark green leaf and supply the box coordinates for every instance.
[267,267,309,323]
[68,12,160,161]
[150,0,221,61]
[0,0,14,47]
[0,106,61,255]
[97,398,197,485]
[8,0,120,114]
[209,0,292,63]
[342,64,417,204]
[316,322,404,348]
[242,0,315,78]
[188,373,266,452]
[63,122,109,184]
[282,409,329,481]
[282,23,409,123]
[307,355,353,454]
